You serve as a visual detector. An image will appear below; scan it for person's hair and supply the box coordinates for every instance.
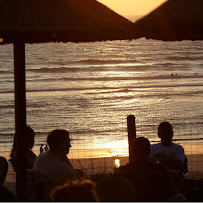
[47,129,69,151]
[50,179,99,202]
[0,156,8,185]
[131,137,151,161]
[10,124,35,159]
[158,121,173,132]
[96,177,135,201]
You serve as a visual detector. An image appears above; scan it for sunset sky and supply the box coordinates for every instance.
[97,0,167,16]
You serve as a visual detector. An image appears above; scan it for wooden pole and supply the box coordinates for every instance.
[14,40,27,201]
[127,115,136,163]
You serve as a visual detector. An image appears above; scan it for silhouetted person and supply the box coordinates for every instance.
[33,129,77,190]
[9,124,37,171]
[96,177,135,202]
[151,122,187,175]
[114,137,175,201]
[50,179,99,202]
[0,156,16,201]
[40,144,44,154]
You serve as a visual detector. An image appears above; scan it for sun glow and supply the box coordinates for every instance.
[97,0,167,15]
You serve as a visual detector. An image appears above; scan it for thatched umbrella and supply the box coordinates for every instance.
[0,0,133,200]
[133,0,203,41]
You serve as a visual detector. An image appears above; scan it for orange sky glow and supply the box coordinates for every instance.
[97,0,167,16]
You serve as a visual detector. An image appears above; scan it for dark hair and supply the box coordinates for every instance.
[131,137,151,161]
[10,124,35,159]
[47,129,69,150]
[158,121,173,132]
[0,157,8,185]
[50,179,99,202]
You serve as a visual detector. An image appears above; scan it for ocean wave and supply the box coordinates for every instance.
[27,64,146,73]
[167,56,203,61]
[0,82,203,95]
[39,74,203,82]
[0,104,14,109]
[0,70,12,74]
[75,59,138,65]
[28,67,81,73]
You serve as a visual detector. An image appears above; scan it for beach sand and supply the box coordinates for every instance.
[3,144,203,195]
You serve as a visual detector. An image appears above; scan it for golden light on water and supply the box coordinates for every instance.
[114,159,120,168]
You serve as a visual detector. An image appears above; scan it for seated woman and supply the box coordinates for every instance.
[9,124,37,171]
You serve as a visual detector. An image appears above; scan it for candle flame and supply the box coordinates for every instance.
[114,159,120,168]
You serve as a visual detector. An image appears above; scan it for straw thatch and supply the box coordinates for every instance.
[133,0,203,41]
[0,0,133,44]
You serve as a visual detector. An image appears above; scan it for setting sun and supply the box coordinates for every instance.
[97,0,167,15]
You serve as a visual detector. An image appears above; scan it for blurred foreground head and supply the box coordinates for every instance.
[158,122,173,146]
[50,179,99,202]
[47,129,71,154]
[132,137,151,162]
[96,177,135,201]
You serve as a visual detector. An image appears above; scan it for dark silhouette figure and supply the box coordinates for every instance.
[114,137,175,201]
[96,177,135,202]
[50,179,99,202]
[40,144,44,154]
[0,156,16,201]
[9,124,37,171]
[32,129,77,200]
[151,122,187,176]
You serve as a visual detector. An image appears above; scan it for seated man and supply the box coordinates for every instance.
[32,129,77,199]
[114,137,175,201]
[150,121,187,175]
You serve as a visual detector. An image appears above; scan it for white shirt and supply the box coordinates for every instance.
[33,150,77,186]
[150,143,185,162]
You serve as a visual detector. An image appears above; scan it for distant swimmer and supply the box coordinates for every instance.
[40,144,44,153]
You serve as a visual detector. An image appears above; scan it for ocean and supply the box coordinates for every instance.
[0,38,203,159]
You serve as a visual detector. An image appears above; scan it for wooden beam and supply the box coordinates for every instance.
[127,115,136,163]
[14,40,27,201]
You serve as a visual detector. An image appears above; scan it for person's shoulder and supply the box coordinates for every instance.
[34,151,49,162]
[27,149,37,158]
[151,143,160,147]
[171,143,184,150]
[151,143,161,150]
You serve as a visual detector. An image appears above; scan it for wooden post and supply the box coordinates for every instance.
[14,40,27,201]
[127,115,136,163]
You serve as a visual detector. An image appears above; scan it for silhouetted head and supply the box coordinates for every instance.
[96,177,135,202]
[50,179,99,202]
[10,124,35,159]
[26,124,35,149]
[47,129,71,155]
[132,137,151,162]
[158,122,173,146]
